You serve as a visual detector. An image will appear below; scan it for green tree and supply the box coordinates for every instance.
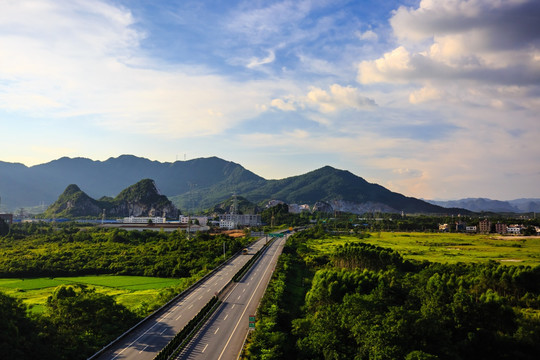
[0,291,47,360]
[44,285,139,360]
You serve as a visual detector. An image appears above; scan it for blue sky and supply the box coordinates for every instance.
[1,0,539,200]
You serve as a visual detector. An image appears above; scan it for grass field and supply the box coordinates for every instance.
[307,232,540,266]
[0,275,191,314]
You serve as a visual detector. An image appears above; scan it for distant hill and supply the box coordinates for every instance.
[41,179,178,219]
[207,195,261,215]
[426,198,540,213]
[0,155,263,211]
[241,166,450,213]
[1,155,464,215]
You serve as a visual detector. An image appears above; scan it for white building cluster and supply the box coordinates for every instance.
[179,215,208,226]
[122,216,166,224]
[218,213,261,230]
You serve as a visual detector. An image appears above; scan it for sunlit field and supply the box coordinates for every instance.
[307,232,540,266]
[0,275,189,314]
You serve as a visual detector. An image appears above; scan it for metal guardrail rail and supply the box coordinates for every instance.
[87,237,262,360]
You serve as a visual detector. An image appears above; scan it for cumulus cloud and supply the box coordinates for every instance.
[409,85,443,104]
[270,84,376,114]
[358,0,540,108]
[356,30,378,42]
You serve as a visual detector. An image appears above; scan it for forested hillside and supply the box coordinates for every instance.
[41,179,178,219]
[244,226,540,359]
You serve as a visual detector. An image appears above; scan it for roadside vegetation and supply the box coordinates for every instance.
[243,225,540,359]
[0,222,251,360]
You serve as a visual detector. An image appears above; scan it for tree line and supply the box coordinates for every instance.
[0,222,249,278]
[244,225,540,359]
[0,222,252,360]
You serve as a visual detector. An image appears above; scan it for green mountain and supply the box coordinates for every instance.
[42,184,103,218]
[0,155,263,210]
[1,155,463,215]
[206,195,261,215]
[42,179,179,219]
[199,166,457,214]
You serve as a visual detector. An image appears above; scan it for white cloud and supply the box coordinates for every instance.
[270,98,297,111]
[357,0,540,111]
[409,85,443,104]
[270,84,376,114]
[356,30,378,42]
[247,49,276,68]
[0,0,289,138]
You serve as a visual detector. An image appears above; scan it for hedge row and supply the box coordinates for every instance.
[154,296,220,360]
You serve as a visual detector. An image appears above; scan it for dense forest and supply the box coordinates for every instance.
[244,225,540,359]
[0,222,251,360]
[0,222,248,278]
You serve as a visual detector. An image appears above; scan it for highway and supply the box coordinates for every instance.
[174,234,287,360]
[92,237,269,360]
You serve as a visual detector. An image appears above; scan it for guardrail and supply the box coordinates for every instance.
[152,238,275,360]
[87,237,262,360]
[154,296,221,360]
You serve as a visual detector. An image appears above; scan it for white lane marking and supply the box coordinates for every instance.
[176,314,182,320]
[202,344,209,353]
[113,239,267,359]
[217,237,284,360]
[214,327,220,334]
[207,289,211,292]
[139,345,149,353]
[198,295,203,300]
[224,314,228,320]
[237,295,241,300]
[242,288,246,293]
[112,320,161,359]
[160,328,167,335]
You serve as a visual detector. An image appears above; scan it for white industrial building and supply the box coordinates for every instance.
[218,213,261,229]
[122,216,166,224]
[179,215,208,226]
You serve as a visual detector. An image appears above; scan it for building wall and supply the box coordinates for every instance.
[0,214,13,225]
[478,219,491,233]
[122,216,166,224]
[219,214,261,227]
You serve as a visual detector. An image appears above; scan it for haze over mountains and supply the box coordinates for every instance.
[426,198,540,214]
[0,155,534,215]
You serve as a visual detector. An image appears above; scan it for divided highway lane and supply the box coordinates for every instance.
[93,237,269,360]
[175,234,287,360]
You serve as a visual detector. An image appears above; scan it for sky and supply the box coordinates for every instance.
[0,0,539,201]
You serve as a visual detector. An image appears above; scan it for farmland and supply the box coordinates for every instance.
[244,226,540,360]
[0,275,191,314]
[307,232,540,266]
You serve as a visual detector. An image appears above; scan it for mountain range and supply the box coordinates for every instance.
[0,155,471,215]
[426,198,540,213]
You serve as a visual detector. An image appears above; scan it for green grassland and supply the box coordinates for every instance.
[307,232,540,266]
[0,275,191,314]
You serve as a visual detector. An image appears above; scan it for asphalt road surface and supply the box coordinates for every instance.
[93,237,269,360]
[174,234,287,360]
